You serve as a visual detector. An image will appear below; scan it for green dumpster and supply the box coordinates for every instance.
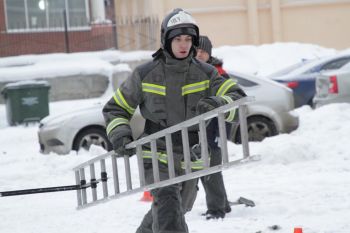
[1,80,50,125]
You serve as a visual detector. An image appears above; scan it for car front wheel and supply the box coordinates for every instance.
[73,127,112,152]
[233,116,278,143]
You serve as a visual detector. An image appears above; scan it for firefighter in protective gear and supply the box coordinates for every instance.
[103,8,246,233]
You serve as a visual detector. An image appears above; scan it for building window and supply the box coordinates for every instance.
[5,0,90,31]
[68,0,89,27]
[6,0,27,29]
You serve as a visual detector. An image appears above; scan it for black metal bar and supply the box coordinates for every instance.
[0,185,80,197]
[112,21,118,49]
[63,9,70,53]
[0,179,101,197]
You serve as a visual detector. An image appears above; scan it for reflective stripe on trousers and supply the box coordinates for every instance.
[142,150,209,171]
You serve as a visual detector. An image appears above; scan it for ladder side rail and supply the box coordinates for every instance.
[100,159,109,198]
[218,112,229,164]
[75,170,82,207]
[150,140,160,183]
[181,127,191,174]
[123,155,133,191]
[125,97,254,150]
[198,120,209,169]
[89,163,98,201]
[165,133,175,179]
[79,168,88,205]
[238,104,250,159]
[111,154,120,195]
[136,144,146,187]
[77,187,145,209]
[142,157,252,191]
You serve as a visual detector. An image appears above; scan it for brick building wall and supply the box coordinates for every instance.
[0,0,117,57]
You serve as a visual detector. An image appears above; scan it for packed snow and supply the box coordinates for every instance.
[1,43,350,233]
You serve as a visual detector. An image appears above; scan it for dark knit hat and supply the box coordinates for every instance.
[197,35,212,56]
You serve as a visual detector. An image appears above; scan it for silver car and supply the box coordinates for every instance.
[229,71,299,142]
[313,62,350,108]
[38,103,145,154]
[38,72,298,154]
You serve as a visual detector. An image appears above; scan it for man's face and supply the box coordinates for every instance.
[196,49,210,62]
[171,35,193,59]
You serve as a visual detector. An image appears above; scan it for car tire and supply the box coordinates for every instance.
[72,127,113,152]
[233,116,278,143]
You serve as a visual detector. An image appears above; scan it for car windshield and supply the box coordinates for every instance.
[266,59,314,78]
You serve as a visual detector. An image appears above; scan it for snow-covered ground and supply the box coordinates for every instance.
[1,43,350,233]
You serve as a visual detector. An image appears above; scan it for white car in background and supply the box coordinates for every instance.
[228,71,299,142]
[38,103,145,155]
[38,72,299,154]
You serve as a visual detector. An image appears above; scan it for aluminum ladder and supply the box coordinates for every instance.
[72,96,255,209]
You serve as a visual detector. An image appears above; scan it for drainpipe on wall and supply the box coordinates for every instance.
[63,9,70,53]
[247,0,260,45]
[271,0,283,42]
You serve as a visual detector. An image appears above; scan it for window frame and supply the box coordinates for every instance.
[4,0,91,33]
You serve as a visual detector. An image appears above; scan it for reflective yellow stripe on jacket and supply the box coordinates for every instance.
[142,81,209,96]
[106,118,129,136]
[142,83,166,96]
[182,80,209,96]
[216,79,237,122]
[113,88,135,115]
[216,79,236,97]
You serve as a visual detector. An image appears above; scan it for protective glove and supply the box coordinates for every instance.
[110,135,135,157]
[196,97,224,114]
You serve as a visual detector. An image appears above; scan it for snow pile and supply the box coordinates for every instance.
[214,42,336,76]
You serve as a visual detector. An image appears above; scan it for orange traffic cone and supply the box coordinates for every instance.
[140,191,153,202]
[294,227,303,233]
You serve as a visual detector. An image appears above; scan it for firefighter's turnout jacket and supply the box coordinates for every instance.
[103,50,245,168]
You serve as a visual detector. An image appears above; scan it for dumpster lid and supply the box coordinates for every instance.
[2,80,50,93]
